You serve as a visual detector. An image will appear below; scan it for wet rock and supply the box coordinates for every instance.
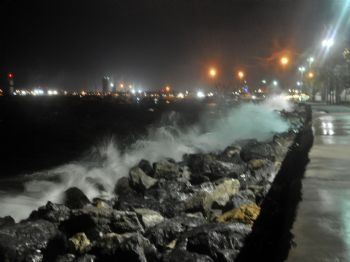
[129,166,158,191]
[222,190,256,212]
[92,198,112,209]
[216,203,261,225]
[60,207,143,240]
[55,253,75,262]
[30,201,71,223]
[0,219,59,262]
[134,208,165,229]
[68,232,91,254]
[185,153,246,183]
[75,254,96,262]
[64,187,91,209]
[178,223,251,262]
[185,179,240,213]
[0,216,15,228]
[162,249,214,262]
[153,159,180,179]
[92,232,158,262]
[138,159,154,177]
[145,214,206,249]
[248,159,269,170]
[114,176,134,196]
[112,210,144,234]
[240,141,276,162]
[219,145,242,164]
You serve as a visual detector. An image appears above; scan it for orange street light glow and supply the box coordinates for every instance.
[237,71,245,79]
[308,72,315,78]
[209,68,217,78]
[280,56,289,66]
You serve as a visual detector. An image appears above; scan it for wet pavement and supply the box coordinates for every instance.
[288,104,350,262]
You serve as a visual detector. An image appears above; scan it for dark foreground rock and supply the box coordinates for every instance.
[0,105,312,261]
[0,219,59,262]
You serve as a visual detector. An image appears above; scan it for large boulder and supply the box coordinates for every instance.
[91,232,158,262]
[185,179,240,213]
[178,223,251,262]
[153,159,180,179]
[145,214,206,249]
[29,201,71,223]
[129,166,158,191]
[60,206,144,240]
[216,203,261,225]
[114,176,134,196]
[68,232,91,254]
[185,153,246,183]
[138,159,154,177]
[0,216,15,228]
[134,208,165,229]
[162,249,213,262]
[240,141,276,162]
[0,219,59,262]
[63,187,91,209]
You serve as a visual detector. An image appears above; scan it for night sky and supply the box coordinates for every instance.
[0,0,339,91]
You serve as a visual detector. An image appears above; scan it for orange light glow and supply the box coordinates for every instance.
[237,71,245,79]
[209,68,217,78]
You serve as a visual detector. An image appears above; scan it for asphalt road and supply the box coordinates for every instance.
[288,104,350,262]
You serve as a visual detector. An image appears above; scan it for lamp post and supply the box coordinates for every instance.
[298,66,306,92]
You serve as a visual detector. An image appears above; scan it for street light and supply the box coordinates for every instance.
[273,80,278,86]
[308,72,315,79]
[280,56,289,67]
[209,68,217,78]
[322,38,335,48]
[237,71,245,80]
[307,57,315,68]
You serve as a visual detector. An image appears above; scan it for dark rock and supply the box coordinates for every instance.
[0,219,59,262]
[185,179,240,213]
[0,216,15,228]
[55,253,75,262]
[60,207,143,240]
[145,214,206,249]
[138,159,154,177]
[114,177,134,196]
[153,159,179,179]
[162,249,213,262]
[185,153,246,183]
[75,254,96,262]
[129,167,158,191]
[218,145,243,164]
[116,181,189,218]
[134,208,165,229]
[92,232,158,262]
[64,187,91,209]
[29,201,71,223]
[240,141,276,162]
[178,223,251,262]
[111,210,144,234]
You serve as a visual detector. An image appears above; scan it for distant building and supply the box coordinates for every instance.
[102,76,110,94]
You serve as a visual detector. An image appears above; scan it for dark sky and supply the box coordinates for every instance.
[0,0,337,91]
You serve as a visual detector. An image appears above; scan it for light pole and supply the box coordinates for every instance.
[298,66,306,92]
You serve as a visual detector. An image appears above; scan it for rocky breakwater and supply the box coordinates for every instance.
[0,105,310,262]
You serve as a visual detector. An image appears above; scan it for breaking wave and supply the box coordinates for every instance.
[0,97,293,221]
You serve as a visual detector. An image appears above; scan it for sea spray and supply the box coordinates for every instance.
[0,98,292,221]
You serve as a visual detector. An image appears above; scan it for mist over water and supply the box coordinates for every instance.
[0,97,293,221]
